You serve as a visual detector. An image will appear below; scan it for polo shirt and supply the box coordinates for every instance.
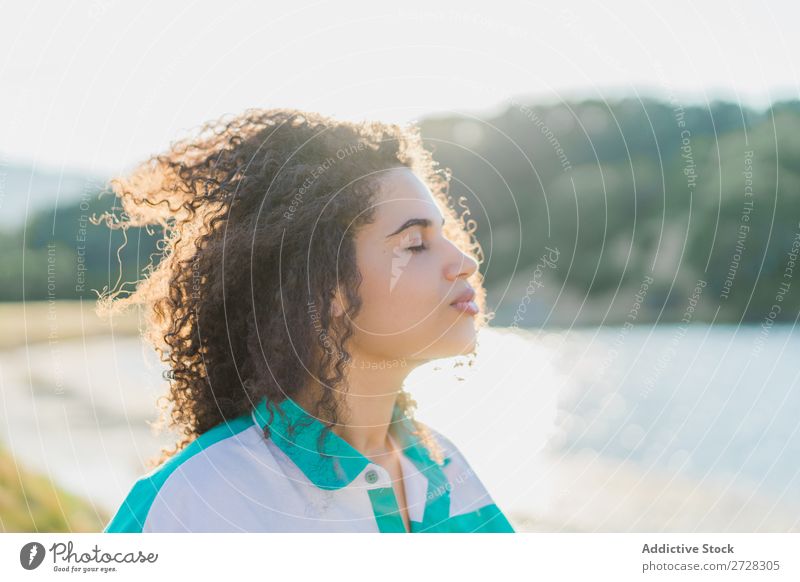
[103,395,515,533]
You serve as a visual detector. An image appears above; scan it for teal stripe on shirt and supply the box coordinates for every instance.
[414,503,515,533]
[103,415,254,533]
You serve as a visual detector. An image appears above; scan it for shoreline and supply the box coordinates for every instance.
[0,304,797,533]
[0,300,141,349]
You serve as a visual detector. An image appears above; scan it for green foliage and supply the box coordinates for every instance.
[5,97,800,323]
[0,189,162,302]
[420,97,800,323]
[0,444,108,532]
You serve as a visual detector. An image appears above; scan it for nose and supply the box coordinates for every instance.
[444,241,479,281]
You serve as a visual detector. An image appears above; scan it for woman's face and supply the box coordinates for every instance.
[341,167,480,364]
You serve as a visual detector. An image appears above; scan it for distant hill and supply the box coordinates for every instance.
[0,162,105,230]
[0,174,162,304]
[3,97,800,325]
[418,98,800,325]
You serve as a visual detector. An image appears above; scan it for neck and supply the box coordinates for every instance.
[300,351,424,459]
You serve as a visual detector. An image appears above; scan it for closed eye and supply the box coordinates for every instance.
[407,244,427,253]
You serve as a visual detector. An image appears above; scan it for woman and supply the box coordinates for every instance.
[101,108,514,533]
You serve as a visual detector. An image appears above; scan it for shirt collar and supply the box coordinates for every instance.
[251,394,438,490]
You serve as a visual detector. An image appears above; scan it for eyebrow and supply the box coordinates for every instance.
[386,216,445,238]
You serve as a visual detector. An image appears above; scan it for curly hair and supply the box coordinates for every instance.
[95,108,489,468]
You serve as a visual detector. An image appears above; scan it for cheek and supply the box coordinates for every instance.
[356,252,441,334]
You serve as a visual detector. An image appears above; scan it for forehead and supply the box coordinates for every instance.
[369,167,440,219]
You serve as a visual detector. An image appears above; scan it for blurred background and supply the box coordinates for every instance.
[1,0,799,532]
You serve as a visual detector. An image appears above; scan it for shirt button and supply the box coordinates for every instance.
[365,469,379,484]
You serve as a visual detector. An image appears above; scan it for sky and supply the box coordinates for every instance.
[1,0,799,176]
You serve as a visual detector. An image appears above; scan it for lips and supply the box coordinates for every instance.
[449,287,476,305]
[449,287,479,316]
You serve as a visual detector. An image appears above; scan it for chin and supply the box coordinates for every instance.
[443,330,478,357]
[417,332,476,360]
[460,335,478,355]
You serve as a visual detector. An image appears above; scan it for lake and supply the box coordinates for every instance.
[1,324,798,531]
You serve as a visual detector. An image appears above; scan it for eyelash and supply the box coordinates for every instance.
[407,244,427,253]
